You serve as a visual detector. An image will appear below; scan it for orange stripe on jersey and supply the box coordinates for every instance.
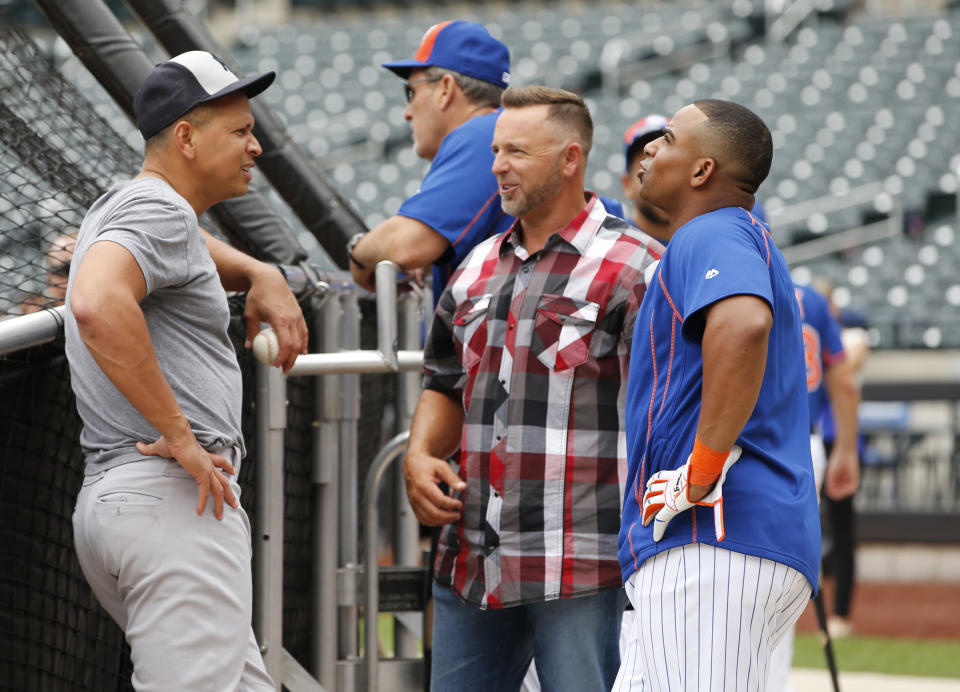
[628,520,641,569]
[641,310,657,482]
[742,206,772,267]
[634,307,659,506]
[414,21,453,61]
[452,190,500,248]
[761,224,771,267]
[743,206,764,227]
[658,270,683,323]
[656,314,677,418]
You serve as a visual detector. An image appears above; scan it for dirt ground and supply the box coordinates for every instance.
[795,577,960,640]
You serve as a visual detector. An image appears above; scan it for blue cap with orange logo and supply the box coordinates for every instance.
[382,21,511,89]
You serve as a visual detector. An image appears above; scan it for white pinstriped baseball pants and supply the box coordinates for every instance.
[612,544,811,692]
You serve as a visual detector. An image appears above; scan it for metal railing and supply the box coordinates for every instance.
[771,182,905,265]
[769,181,895,230]
[599,34,730,97]
[781,217,903,265]
[0,305,65,355]
[254,260,426,692]
[766,0,818,42]
[363,431,413,692]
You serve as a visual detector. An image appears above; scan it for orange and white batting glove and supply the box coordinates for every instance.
[642,445,742,542]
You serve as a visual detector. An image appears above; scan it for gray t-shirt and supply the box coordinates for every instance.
[64,177,244,474]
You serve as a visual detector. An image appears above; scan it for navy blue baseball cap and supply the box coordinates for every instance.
[623,114,668,170]
[382,21,511,89]
[134,50,275,140]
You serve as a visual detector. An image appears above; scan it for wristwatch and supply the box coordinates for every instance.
[346,233,367,269]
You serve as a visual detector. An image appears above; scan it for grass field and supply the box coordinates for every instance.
[371,622,960,679]
[793,634,960,678]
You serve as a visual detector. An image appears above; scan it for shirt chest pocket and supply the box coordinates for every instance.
[452,294,492,371]
[532,294,600,371]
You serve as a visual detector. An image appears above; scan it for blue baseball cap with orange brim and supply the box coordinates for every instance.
[382,20,511,89]
[623,114,668,170]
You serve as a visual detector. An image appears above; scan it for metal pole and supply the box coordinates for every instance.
[254,360,287,689]
[364,432,412,692]
[395,292,422,438]
[0,305,64,355]
[288,350,423,376]
[374,262,398,371]
[393,293,423,658]
[312,293,342,690]
[287,263,415,378]
[337,291,362,692]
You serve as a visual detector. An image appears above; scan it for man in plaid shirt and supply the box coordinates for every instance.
[402,85,663,692]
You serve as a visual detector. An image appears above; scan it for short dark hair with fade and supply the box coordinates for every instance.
[693,99,772,194]
[144,101,216,153]
[501,85,593,157]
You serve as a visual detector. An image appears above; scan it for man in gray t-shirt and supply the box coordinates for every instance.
[66,177,247,473]
[65,52,307,691]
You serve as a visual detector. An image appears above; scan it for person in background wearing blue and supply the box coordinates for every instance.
[767,281,861,691]
[615,100,820,691]
[348,20,628,307]
[795,282,861,507]
[815,280,870,639]
[347,21,513,303]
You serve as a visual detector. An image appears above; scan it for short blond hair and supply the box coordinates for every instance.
[501,85,593,157]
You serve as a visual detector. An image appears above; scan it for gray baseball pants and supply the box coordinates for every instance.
[73,456,274,692]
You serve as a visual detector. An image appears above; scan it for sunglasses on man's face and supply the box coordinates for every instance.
[403,76,443,103]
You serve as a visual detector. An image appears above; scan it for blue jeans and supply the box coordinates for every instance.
[431,582,627,692]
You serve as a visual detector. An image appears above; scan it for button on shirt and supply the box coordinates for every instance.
[423,195,663,609]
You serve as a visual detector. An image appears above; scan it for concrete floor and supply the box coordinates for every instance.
[790,668,960,691]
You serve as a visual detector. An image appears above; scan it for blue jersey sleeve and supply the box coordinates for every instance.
[397,111,509,270]
[598,196,625,220]
[671,210,774,341]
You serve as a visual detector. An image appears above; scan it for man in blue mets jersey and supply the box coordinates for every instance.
[347,20,513,303]
[615,100,821,691]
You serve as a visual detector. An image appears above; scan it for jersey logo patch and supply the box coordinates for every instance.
[705,268,719,279]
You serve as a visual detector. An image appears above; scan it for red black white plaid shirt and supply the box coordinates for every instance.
[423,195,663,609]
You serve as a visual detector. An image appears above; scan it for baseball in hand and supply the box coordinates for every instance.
[252,328,280,366]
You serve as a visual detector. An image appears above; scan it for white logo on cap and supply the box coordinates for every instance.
[170,51,238,95]
[502,72,511,84]
[705,268,719,279]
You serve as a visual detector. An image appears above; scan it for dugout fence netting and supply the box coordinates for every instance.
[0,15,139,689]
[0,18,141,319]
[0,12,389,689]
